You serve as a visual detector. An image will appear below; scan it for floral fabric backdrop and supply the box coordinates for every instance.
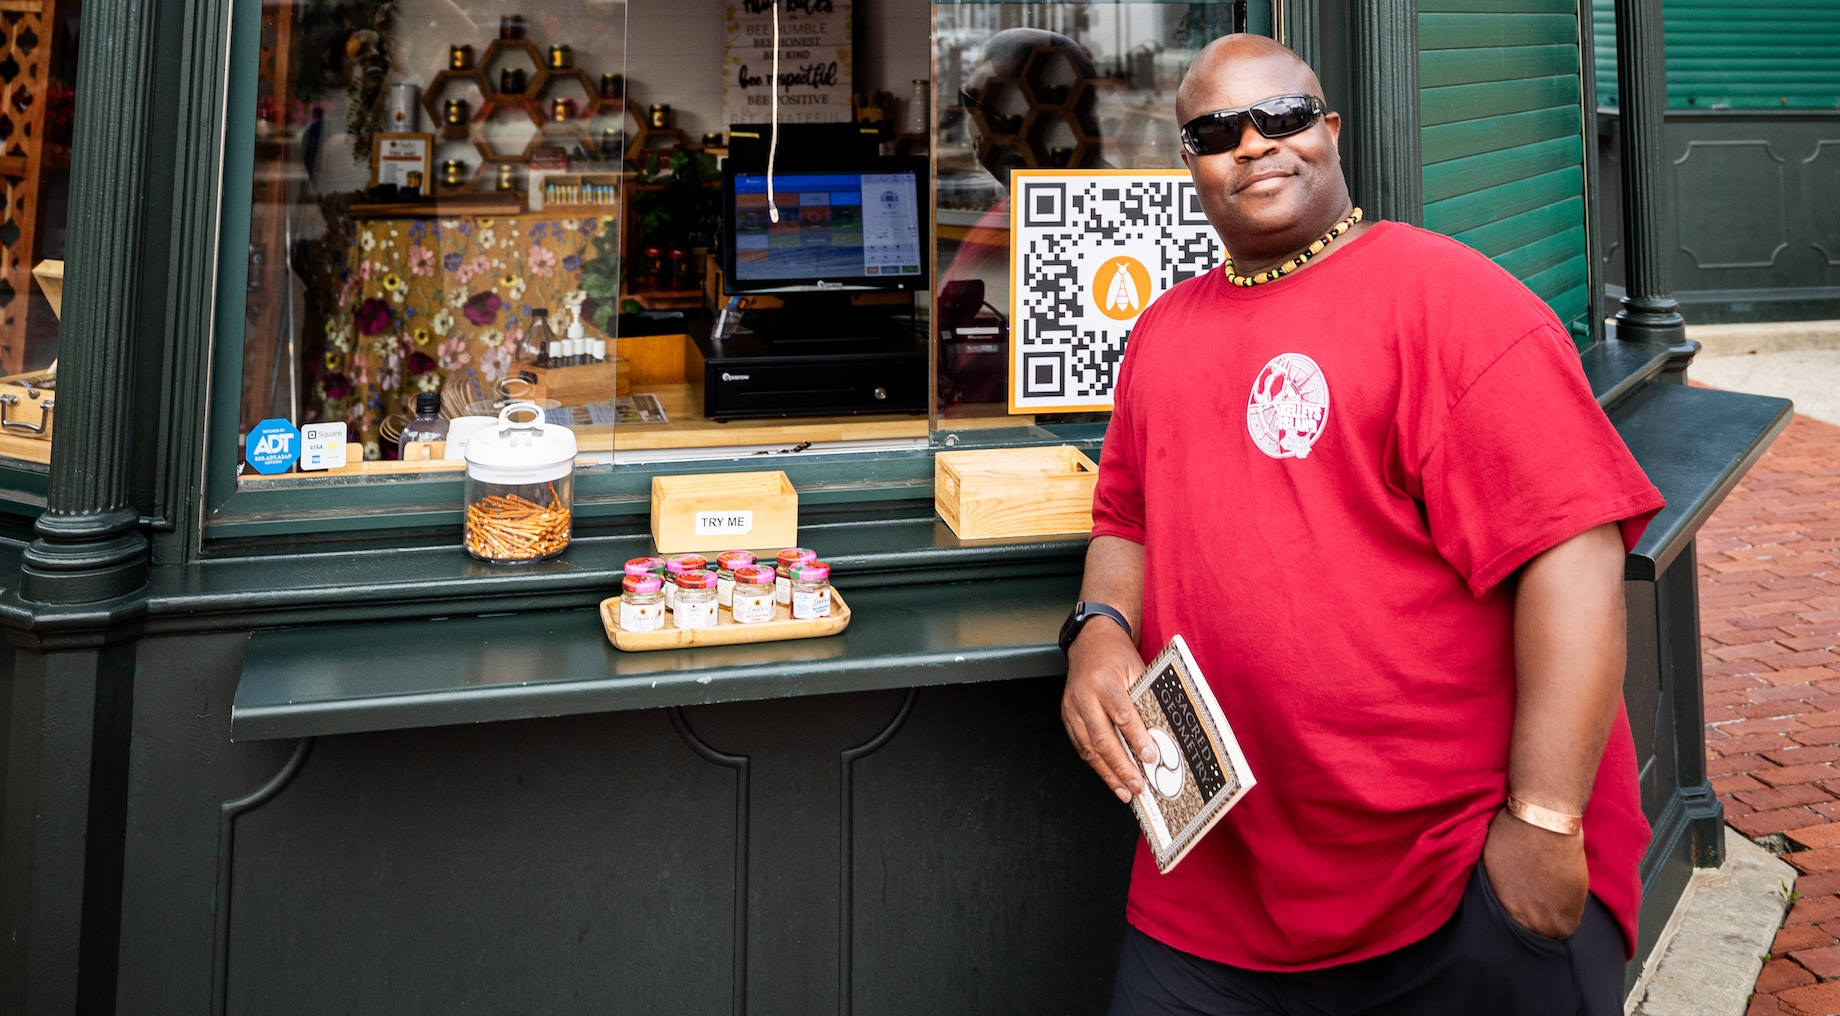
[316,212,617,459]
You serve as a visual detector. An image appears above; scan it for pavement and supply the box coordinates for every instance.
[1679,320,1840,1015]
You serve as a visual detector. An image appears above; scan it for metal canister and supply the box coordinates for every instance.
[387,83,420,132]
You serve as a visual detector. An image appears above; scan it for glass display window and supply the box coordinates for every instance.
[930,1,1254,437]
[213,0,1261,523]
[0,5,77,477]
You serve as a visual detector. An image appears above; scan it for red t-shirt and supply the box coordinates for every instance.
[1090,221,1665,972]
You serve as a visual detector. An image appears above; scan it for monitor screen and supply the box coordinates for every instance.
[731,170,923,286]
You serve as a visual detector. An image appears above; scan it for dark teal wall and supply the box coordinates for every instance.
[1420,0,1592,342]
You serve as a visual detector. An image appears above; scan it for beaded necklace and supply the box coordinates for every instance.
[1222,207,1364,287]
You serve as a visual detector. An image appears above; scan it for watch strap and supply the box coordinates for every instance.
[1061,601,1133,656]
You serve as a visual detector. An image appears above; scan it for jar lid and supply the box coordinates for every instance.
[792,562,830,582]
[675,569,717,589]
[733,565,775,585]
[776,547,816,567]
[623,574,663,595]
[717,551,757,570]
[465,401,577,484]
[624,557,664,576]
[666,554,708,574]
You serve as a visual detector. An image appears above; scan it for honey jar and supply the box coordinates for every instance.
[444,98,469,126]
[449,45,474,70]
[548,44,572,69]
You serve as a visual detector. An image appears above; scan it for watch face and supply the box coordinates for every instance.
[1058,604,1085,655]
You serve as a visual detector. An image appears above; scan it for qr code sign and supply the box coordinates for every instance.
[1008,170,1222,412]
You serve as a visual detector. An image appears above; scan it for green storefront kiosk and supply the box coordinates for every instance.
[0,0,1790,1012]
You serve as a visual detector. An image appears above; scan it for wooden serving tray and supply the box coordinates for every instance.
[601,587,851,651]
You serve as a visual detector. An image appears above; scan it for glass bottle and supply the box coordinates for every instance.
[715,550,756,607]
[673,570,718,629]
[397,391,450,455]
[731,565,778,624]
[664,553,708,611]
[790,562,832,620]
[619,574,665,632]
[517,309,557,367]
[775,547,816,605]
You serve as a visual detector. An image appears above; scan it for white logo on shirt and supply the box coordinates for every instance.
[1247,353,1331,459]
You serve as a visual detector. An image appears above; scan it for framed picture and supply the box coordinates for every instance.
[370,132,434,194]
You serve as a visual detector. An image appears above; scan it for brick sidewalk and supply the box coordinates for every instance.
[1696,412,1840,1015]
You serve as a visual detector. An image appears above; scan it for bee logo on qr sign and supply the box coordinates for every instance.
[1008,169,1223,414]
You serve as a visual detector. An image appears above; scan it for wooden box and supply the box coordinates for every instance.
[0,366,55,443]
[650,470,798,554]
[525,360,621,406]
[935,446,1098,540]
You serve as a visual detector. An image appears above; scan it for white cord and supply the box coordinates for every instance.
[767,0,781,223]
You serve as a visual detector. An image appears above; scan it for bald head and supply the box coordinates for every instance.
[1174,34,1355,269]
[1176,35,1323,124]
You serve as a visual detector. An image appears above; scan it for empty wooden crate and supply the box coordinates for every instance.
[651,470,799,553]
[935,446,1098,540]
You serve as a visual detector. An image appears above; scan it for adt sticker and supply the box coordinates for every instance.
[246,418,301,474]
[300,422,348,471]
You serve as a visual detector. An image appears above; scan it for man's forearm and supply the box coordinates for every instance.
[1079,535,1147,646]
[1509,523,1628,814]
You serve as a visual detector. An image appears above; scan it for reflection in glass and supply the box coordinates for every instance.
[932,2,1241,425]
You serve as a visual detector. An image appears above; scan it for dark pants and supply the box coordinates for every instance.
[1110,863,1624,1016]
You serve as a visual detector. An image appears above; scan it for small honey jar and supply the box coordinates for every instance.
[599,73,624,99]
[494,164,516,191]
[449,45,474,70]
[441,159,468,188]
[548,44,572,69]
[499,14,526,39]
[550,97,577,122]
[499,66,527,95]
[404,170,424,193]
[443,98,469,126]
[648,103,672,129]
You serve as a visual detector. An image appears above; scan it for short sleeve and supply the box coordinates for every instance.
[1091,350,1146,546]
[1420,326,1664,597]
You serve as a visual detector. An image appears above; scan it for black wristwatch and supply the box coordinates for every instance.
[1058,601,1133,657]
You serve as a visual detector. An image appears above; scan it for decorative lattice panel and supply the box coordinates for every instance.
[0,0,56,374]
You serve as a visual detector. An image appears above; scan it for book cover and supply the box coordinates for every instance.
[1118,634,1256,873]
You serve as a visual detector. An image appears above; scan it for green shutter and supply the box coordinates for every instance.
[1421,0,1591,342]
[1594,0,1840,109]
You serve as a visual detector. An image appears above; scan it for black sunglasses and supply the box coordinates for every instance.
[1179,94,1327,156]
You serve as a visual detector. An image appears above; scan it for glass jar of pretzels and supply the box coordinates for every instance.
[461,401,578,563]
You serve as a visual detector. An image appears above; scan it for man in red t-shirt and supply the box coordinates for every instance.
[1060,35,1664,1015]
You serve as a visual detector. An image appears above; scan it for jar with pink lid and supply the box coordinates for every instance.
[730,565,778,624]
[618,574,665,632]
[790,561,832,620]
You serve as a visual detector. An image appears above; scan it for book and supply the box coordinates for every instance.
[1117,634,1256,873]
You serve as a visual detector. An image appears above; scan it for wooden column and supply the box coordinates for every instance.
[1611,0,1687,346]
[1350,0,1422,226]
[18,0,155,603]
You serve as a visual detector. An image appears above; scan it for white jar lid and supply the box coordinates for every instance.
[464,401,578,485]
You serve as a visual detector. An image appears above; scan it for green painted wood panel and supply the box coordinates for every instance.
[1420,12,1580,48]
[1424,166,1584,236]
[1594,0,1840,109]
[1421,44,1579,88]
[1423,135,1582,202]
[1421,0,1590,339]
[1421,74,1582,126]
